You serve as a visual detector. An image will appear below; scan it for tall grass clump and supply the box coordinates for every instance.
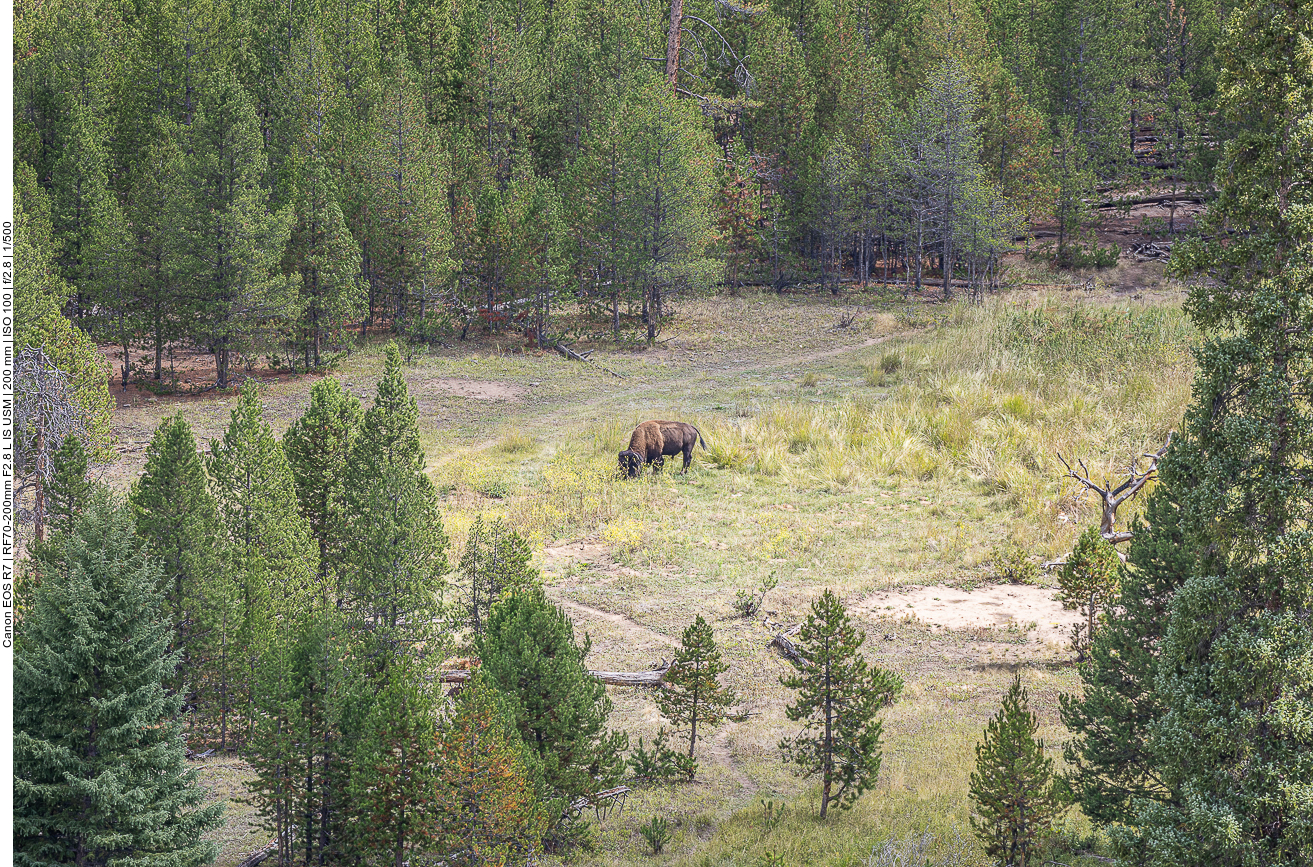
[684,299,1192,555]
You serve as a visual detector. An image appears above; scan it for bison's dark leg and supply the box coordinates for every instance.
[681,445,693,472]
[652,456,665,474]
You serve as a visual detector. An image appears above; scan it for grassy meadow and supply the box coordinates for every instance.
[106,276,1196,867]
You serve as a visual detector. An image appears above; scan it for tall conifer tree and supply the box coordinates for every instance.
[207,384,319,747]
[458,514,538,638]
[169,72,295,387]
[340,344,447,657]
[14,497,223,867]
[284,378,362,585]
[130,413,222,683]
[1117,1,1313,861]
[477,586,628,839]
[779,589,902,819]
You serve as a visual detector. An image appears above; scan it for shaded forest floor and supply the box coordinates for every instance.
[101,257,1191,867]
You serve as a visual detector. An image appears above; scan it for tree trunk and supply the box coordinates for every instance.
[665,0,684,91]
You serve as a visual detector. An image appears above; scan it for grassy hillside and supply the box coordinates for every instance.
[108,281,1194,867]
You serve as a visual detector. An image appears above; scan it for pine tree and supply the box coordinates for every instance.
[477,586,628,838]
[130,413,221,647]
[1116,2,1313,862]
[969,674,1062,867]
[1056,526,1121,659]
[169,71,295,388]
[459,514,539,639]
[430,671,549,867]
[247,604,346,867]
[14,161,114,456]
[363,58,453,333]
[779,589,903,819]
[14,496,224,867]
[44,435,92,540]
[284,377,362,583]
[1059,447,1196,825]
[206,383,319,748]
[348,661,438,867]
[655,615,734,779]
[340,343,447,657]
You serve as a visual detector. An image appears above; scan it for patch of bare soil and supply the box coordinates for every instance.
[426,377,527,401]
[857,583,1081,648]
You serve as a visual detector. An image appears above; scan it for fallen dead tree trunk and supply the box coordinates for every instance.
[236,843,276,867]
[771,633,805,666]
[1094,194,1208,209]
[554,342,626,379]
[439,662,670,687]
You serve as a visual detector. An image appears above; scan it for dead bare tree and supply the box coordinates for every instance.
[15,347,93,543]
[1058,436,1172,544]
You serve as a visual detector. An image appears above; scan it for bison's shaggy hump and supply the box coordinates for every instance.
[619,420,708,478]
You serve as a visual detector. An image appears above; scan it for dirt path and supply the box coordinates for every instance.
[550,596,680,649]
[706,726,755,793]
[432,328,910,466]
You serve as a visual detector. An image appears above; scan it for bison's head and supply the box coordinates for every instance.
[618,450,642,479]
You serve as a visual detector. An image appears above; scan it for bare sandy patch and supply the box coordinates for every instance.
[427,377,527,401]
[858,583,1081,646]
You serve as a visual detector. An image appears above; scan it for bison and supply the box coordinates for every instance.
[619,420,708,478]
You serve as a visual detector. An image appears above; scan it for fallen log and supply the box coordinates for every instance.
[554,342,626,379]
[770,626,806,667]
[439,662,670,687]
[236,843,276,867]
[1094,194,1209,210]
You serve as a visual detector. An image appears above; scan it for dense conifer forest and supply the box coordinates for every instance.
[18,0,1227,384]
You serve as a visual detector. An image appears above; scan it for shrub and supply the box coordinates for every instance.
[639,816,674,855]
[989,542,1039,585]
[628,728,695,783]
[734,574,779,617]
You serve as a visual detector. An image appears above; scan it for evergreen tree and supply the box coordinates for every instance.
[206,383,319,748]
[130,414,221,647]
[1056,526,1122,659]
[654,615,734,779]
[284,378,362,584]
[123,128,187,384]
[1059,448,1196,825]
[246,604,345,867]
[779,588,903,819]
[44,435,92,540]
[477,586,628,839]
[286,154,365,368]
[1116,2,1313,862]
[340,343,448,657]
[14,496,224,867]
[459,514,539,639]
[969,674,1062,867]
[14,162,114,456]
[169,71,295,388]
[348,660,438,867]
[363,58,453,333]
[430,671,549,867]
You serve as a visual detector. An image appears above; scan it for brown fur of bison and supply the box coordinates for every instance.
[619,420,708,478]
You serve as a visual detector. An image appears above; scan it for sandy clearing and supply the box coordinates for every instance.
[425,377,527,400]
[857,583,1082,647]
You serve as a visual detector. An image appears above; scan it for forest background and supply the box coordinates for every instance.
[15,0,1222,396]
